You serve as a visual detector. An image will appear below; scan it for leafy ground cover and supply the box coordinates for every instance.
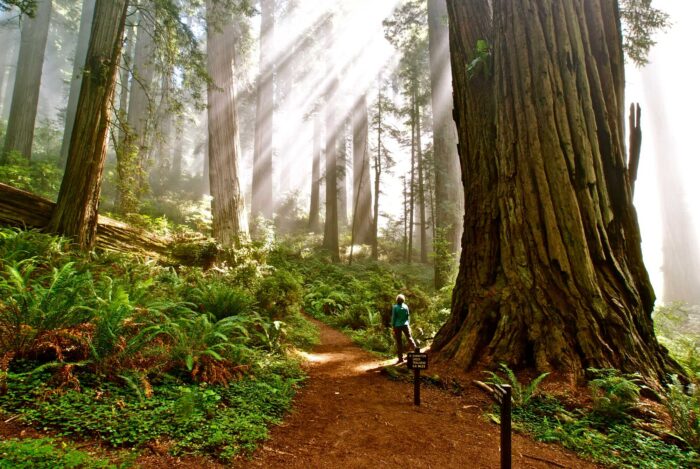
[0,227,317,464]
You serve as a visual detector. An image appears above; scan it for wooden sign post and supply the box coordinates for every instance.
[407,347,428,406]
[493,384,512,469]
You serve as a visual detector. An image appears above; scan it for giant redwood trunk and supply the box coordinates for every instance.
[322,16,339,262]
[49,0,129,249]
[206,0,248,247]
[434,0,677,383]
[2,0,52,161]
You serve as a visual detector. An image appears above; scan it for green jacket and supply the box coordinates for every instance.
[391,303,410,327]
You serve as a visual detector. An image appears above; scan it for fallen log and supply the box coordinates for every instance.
[0,182,169,258]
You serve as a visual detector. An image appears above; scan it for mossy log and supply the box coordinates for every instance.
[0,182,168,258]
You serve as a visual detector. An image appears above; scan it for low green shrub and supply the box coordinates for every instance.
[663,375,700,451]
[587,368,642,422]
[0,437,117,469]
[256,269,303,319]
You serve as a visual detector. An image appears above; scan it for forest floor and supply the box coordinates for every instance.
[243,318,600,469]
[0,318,602,469]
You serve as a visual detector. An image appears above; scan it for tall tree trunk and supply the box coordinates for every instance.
[434,0,678,383]
[416,96,428,264]
[323,16,339,262]
[251,0,275,222]
[407,96,416,265]
[642,71,700,305]
[206,0,248,247]
[403,176,408,262]
[337,120,348,230]
[371,86,382,261]
[2,0,52,161]
[428,0,462,287]
[60,0,95,167]
[308,111,322,232]
[0,26,19,119]
[351,95,373,245]
[48,0,129,249]
[117,6,156,214]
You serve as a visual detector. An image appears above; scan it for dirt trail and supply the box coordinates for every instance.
[247,319,599,469]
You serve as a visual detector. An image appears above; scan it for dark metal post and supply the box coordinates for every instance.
[501,385,512,469]
[413,347,420,406]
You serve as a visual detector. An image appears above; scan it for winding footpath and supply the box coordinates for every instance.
[246,318,599,468]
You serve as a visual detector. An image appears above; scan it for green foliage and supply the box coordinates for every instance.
[653,303,700,379]
[620,0,670,66]
[0,361,304,461]
[0,151,63,200]
[0,437,116,469]
[484,363,550,407]
[186,280,255,321]
[256,269,303,319]
[663,375,700,451]
[587,368,643,422]
[467,39,492,79]
[513,395,697,468]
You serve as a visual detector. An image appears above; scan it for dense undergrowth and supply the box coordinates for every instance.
[0,227,316,464]
[268,239,451,356]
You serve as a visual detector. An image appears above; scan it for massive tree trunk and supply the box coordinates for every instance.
[351,95,373,245]
[48,0,129,249]
[428,0,462,287]
[60,0,95,167]
[434,0,677,383]
[2,0,52,161]
[206,0,248,247]
[117,6,156,214]
[308,111,322,233]
[251,0,275,222]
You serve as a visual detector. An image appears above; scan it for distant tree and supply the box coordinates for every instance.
[351,95,373,245]
[337,119,348,230]
[251,0,275,222]
[49,0,129,248]
[428,0,461,287]
[1,0,51,161]
[205,0,248,247]
[0,20,19,119]
[59,0,94,167]
[322,15,339,262]
[308,110,322,233]
[434,0,679,382]
[116,4,156,214]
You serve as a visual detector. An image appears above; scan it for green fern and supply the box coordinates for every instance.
[484,363,550,407]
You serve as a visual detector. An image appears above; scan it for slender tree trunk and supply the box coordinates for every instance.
[49,0,129,249]
[403,176,408,262]
[117,7,156,213]
[351,95,374,245]
[2,0,52,161]
[416,96,428,264]
[251,0,275,222]
[428,0,462,287]
[323,17,339,262]
[60,0,95,167]
[434,0,678,383]
[0,27,19,120]
[309,111,322,232]
[206,0,249,247]
[371,86,382,260]
[337,120,348,230]
[407,96,416,265]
